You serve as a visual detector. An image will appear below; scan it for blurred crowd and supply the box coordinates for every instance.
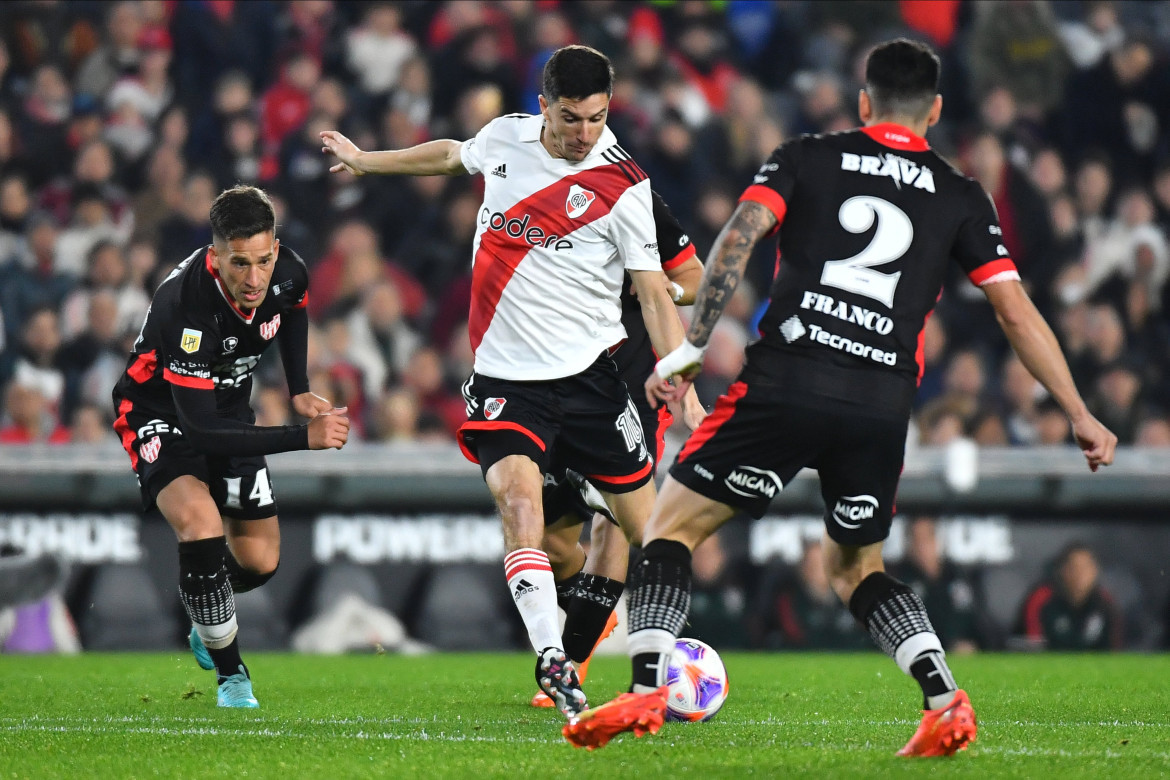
[1,0,1170,450]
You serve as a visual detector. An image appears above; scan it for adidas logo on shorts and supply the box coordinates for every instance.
[491,163,507,178]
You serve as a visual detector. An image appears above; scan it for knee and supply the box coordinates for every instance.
[228,561,279,593]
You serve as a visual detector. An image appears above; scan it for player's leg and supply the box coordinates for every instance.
[156,476,257,706]
[561,514,626,669]
[223,516,280,593]
[818,414,975,756]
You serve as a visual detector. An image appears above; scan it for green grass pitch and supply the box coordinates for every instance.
[1,652,1167,778]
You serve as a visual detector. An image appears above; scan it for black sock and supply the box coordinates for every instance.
[628,539,692,690]
[849,571,956,709]
[555,572,583,612]
[178,537,244,683]
[562,574,625,663]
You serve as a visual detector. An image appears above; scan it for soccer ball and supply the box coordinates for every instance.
[664,637,729,722]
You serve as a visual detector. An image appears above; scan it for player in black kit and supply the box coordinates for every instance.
[566,39,1117,754]
[531,189,705,708]
[112,185,349,707]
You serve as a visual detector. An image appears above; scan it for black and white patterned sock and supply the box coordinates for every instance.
[178,537,242,681]
[849,571,957,709]
[627,540,691,692]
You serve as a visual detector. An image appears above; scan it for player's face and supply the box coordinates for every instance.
[212,232,280,310]
[539,93,609,162]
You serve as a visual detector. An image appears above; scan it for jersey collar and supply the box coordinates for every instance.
[204,248,256,324]
[520,114,544,143]
[860,123,930,152]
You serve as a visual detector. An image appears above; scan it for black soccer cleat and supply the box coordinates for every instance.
[535,647,589,720]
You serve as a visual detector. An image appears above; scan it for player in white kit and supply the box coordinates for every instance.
[321,45,689,720]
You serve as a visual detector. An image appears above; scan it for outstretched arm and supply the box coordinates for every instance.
[983,279,1116,471]
[320,131,466,177]
[646,201,777,403]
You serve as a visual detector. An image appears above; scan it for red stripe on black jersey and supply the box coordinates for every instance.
[677,381,748,463]
[661,243,697,272]
[113,398,138,470]
[126,350,157,383]
[163,368,214,389]
[968,257,1019,286]
[469,163,635,353]
[739,185,787,235]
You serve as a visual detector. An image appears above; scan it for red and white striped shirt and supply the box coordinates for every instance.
[460,114,661,381]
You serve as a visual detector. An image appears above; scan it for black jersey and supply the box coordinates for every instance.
[112,244,312,455]
[612,190,697,383]
[741,123,1019,418]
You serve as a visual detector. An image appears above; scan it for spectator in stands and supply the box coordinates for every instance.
[1,306,65,411]
[53,187,125,279]
[69,401,110,444]
[0,379,69,444]
[1034,395,1073,445]
[0,174,33,268]
[686,530,752,650]
[37,139,133,243]
[59,240,147,340]
[253,386,293,428]
[1001,354,1045,444]
[1060,36,1165,184]
[186,70,253,163]
[58,288,126,420]
[261,52,320,155]
[156,171,214,265]
[754,540,870,651]
[1016,542,1122,650]
[346,280,421,399]
[74,1,145,100]
[18,64,73,187]
[1057,0,1126,71]
[890,518,983,653]
[104,26,174,126]
[400,347,464,436]
[969,0,1069,121]
[345,3,419,103]
[370,388,421,443]
[0,215,73,341]
[1089,360,1144,444]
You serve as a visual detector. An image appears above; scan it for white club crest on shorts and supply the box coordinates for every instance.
[140,435,162,463]
[566,184,596,218]
[484,397,507,420]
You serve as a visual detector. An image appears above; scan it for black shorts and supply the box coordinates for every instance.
[668,380,908,546]
[458,355,653,495]
[113,399,278,520]
[542,391,671,526]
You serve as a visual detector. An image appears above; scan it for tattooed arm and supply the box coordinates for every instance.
[645,201,778,405]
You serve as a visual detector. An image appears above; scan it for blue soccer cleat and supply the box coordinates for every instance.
[217,666,259,709]
[189,627,215,671]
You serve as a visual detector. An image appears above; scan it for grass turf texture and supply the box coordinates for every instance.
[1,653,1167,778]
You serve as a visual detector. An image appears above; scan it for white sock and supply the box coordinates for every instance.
[504,548,562,653]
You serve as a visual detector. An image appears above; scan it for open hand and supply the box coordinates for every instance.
[320,130,365,175]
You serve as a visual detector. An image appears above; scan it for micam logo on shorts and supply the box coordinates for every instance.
[479,206,574,251]
[831,494,878,530]
[724,466,783,499]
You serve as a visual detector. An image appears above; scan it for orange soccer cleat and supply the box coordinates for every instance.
[897,689,978,757]
[562,686,667,750]
[531,610,620,708]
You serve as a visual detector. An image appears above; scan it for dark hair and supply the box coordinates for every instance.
[541,45,614,103]
[864,38,940,120]
[209,185,275,243]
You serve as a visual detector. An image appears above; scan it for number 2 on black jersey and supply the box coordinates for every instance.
[820,196,912,308]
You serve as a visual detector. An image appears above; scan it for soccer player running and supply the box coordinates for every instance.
[112,186,350,708]
[321,46,690,720]
[565,39,1118,754]
[532,189,706,709]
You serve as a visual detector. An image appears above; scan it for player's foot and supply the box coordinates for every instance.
[565,469,616,524]
[531,610,620,708]
[562,686,667,750]
[897,689,977,757]
[189,627,215,671]
[216,666,259,709]
[535,648,588,720]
